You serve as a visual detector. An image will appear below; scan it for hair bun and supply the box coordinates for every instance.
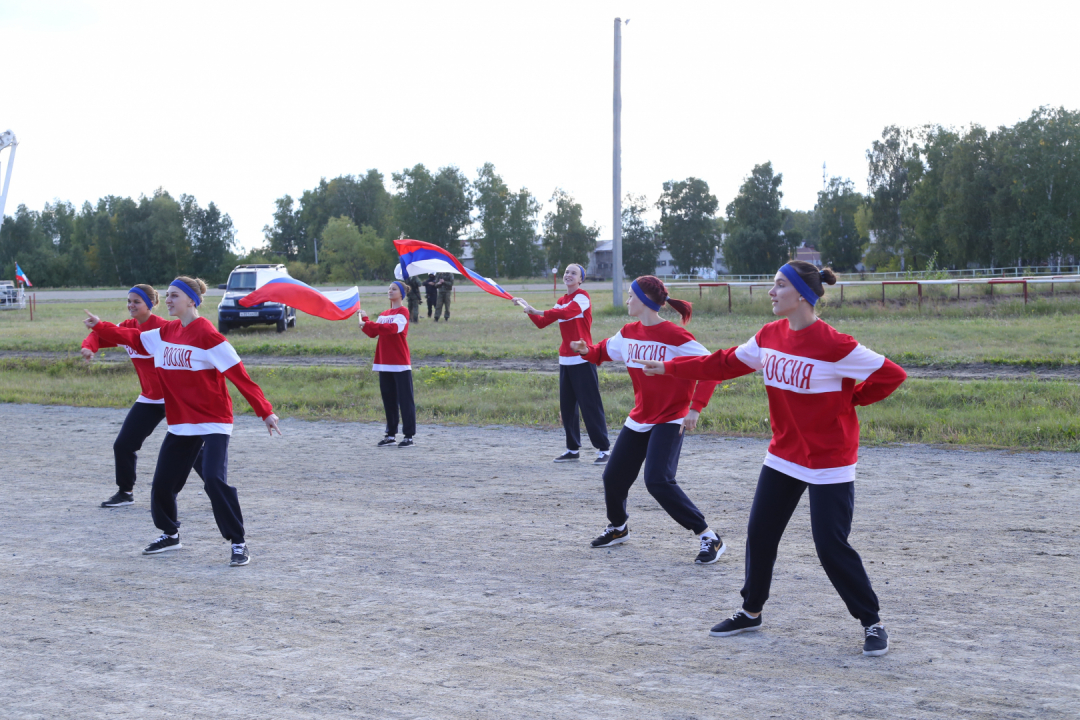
[819,267,837,286]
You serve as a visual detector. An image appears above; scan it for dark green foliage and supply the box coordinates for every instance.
[621,194,660,279]
[657,177,719,275]
[721,163,789,274]
[0,190,237,286]
[815,178,867,271]
[542,189,599,273]
[472,163,542,278]
[392,164,473,256]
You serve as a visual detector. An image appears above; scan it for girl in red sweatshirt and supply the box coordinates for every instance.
[80,285,171,508]
[569,276,724,564]
[641,261,906,656]
[513,263,610,464]
[360,281,415,448]
[85,276,280,567]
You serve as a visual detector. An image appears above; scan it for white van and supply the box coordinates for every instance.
[215,264,297,334]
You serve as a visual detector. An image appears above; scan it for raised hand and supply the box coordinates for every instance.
[83,309,100,329]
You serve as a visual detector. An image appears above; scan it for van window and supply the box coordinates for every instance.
[227,272,257,291]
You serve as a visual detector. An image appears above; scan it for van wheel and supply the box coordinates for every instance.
[276,316,287,333]
[287,310,296,329]
[218,321,230,335]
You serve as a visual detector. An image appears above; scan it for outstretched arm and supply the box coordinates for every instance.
[640,346,755,383]
[85,312,149,356]
[852,358,907,406]
[223,363,280,435]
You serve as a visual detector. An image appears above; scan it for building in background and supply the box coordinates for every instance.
[587,240,728,280]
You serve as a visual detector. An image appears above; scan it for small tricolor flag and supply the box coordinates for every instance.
[393,239,513,300]
[238,277,359,321]
[15,262,31,287]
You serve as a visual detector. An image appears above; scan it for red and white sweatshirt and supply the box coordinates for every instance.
[81,314,169,404]
[664,319,907,484]
[92,317,274,436]
[582,320,718,431]
[529,288,593,366]
[361,306,411,372]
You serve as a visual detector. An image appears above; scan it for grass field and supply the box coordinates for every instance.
[2,287,1078,451]
[4,289,1080,366]
[2,357,1078,451]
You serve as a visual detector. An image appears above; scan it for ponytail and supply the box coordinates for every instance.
[634,275,693,325]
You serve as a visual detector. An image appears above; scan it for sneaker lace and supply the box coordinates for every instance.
[700,535,714,553]
[156,533,171,544]
[865,624,882,638]
[232,544,246,554]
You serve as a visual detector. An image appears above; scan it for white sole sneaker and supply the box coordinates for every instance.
[695,541,727,565]
[143,542,182,555]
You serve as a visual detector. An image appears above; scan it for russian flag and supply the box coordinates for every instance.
[394,239,513,300]
[238,277,359,321]
[15,262,31,287]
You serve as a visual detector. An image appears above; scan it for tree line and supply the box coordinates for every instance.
[4,105,1077,287]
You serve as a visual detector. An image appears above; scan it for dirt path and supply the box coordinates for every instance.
[1,403,1076,719]
[5,349,1079,380]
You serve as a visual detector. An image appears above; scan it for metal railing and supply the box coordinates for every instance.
[653,265,1080,283]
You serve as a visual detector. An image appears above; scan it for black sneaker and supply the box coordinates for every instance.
[554,450,580,463]
[143,533,182,555]
[695,535,726,564]
[593,450,610,465]
[710,610,762,637]
[230,544,250,566]
[376,436,397,447]
[398,437,415,448]
[863,623,889,656]
[101,491,134,508]
[590,524,629,548]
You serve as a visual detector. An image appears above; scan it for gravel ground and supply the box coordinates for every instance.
[0,403,1077,719]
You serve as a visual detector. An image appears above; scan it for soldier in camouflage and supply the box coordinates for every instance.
[434,272,454,322]
[406,275,422,323]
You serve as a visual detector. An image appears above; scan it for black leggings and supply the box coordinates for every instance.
[113,401,167,492]
[150,433,243,544]
[379,370,416,437]
[559,362,610,452]
[741,465,880,626]
[602,423,708,534]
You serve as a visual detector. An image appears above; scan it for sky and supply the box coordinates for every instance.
[3,0,1080,251]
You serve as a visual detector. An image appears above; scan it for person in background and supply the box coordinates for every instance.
[512,263,610,464]
[423,274,438,318]
[359,281,416,448]
[406,275,423,323]
[434,272,454,322]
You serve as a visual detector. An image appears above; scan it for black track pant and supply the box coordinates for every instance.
[150,433,244,544]
[379,370,416,437]
[741,465,881,626]
[559,362,610,452]
[113,401,167,492]
[602,423,707,534]
[425,293,436,316]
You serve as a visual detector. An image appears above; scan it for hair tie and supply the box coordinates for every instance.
[128,286,154,309]
[630,280,662,311]
[170,279,201,307]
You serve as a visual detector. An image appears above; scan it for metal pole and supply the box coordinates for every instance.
[0,139,17,221]
[612,17,624,307]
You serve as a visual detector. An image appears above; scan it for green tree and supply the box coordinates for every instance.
[815,178,867,271]
[657,177,719,275]
[621,194,660,278]
[320,216,394,282]
[866,125,921,268]
[472,163,541,278]
[393,164,473,255]
[182,195,237,282]
[542,189,599,274]
[720,163,787,274]
[262,195,305,261]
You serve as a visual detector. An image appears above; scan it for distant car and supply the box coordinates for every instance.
[0,280,20,308]
[215,264,297,334]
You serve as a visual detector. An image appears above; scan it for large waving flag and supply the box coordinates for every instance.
[238,277,359,320]
[15,262,32,287]
[394,239,513,300]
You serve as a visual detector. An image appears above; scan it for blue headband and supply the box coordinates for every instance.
[631,280,662,312]
[392,281,406,300]
[170,279,202,307]
[128,286,154,309]
[779,264,818,306]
